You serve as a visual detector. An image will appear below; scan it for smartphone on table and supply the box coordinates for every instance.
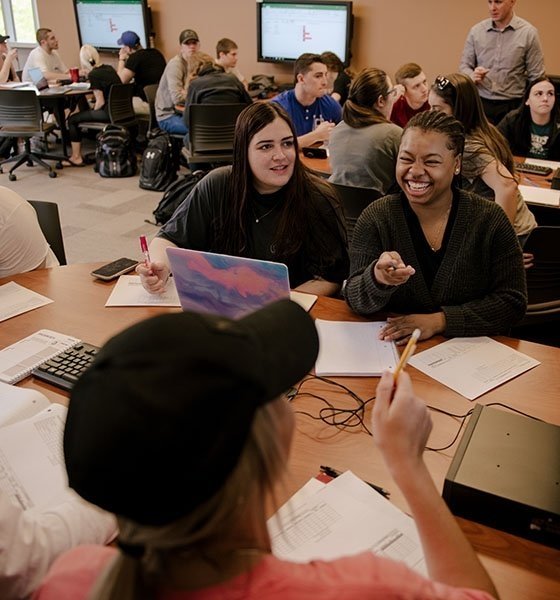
[90,258,139,281]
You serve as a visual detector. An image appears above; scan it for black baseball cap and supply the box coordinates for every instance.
[64,299,318,526]
[0,35,9,43]
[179,29,199,44]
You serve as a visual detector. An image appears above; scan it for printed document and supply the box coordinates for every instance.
[268,471,426,575]
[0,281,53,322]
[408,337,540,400]
[519,185,560,207]
[105,275,180,307]
[0,381,50,427]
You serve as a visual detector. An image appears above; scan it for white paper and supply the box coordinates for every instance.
[0,381,50,427]
[0,281,53,323]
[408,337,541,400]
[521,158,560,171]
[315,320,398,376]
[519,185,560,207]
[105,275,180,307]
[289,291,317,312]
[268,471,426,575]
[0,404,72,510]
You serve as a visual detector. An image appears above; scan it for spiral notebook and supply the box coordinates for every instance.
[0,329,80,385]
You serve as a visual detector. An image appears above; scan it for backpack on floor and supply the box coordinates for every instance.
[95,124,137,178]
[152,170,207,225]
[139,129,179,191]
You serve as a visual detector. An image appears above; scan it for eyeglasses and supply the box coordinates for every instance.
[435,76,452,91]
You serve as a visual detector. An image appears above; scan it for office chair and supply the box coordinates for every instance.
[28,200,67,265]
[185,103,247,164]
[331,182,382,243]
[0,89,62,180]
[143,83,159,132]
[78,83,138,135]
[518,226,560,321]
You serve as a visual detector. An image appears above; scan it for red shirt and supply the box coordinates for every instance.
[390,96,430,128]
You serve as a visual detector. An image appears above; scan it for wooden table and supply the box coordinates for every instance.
[1,264,559,599]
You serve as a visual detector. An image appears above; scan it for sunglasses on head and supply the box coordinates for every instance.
[435,76,452,91]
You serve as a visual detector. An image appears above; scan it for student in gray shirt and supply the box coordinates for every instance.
[459,0,544,125]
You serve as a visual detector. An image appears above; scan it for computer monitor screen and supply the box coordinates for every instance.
[73,0,150,51]
[257,1,353,66]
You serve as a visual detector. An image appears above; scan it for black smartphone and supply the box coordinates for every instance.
[302,146,328,159]
[90,258,139,281]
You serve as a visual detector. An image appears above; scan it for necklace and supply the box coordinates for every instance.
[425,205,452,251]
[252,203,277,223]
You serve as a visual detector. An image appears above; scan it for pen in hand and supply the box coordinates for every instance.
[139,235,150,267]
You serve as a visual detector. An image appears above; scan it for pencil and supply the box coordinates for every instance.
[393,328,421,382]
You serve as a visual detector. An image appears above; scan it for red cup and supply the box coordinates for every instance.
[69,67,79,83]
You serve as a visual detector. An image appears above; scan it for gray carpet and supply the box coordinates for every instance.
[2,140,165,265]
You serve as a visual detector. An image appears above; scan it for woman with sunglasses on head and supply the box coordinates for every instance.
[137,102,348,297]
[428,73,536,246]
[497,76,560,161]
[33,301,498,600]
[343,110,526,345]
[328,67,402,194]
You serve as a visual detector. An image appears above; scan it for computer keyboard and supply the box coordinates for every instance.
[514,162,553,176]
[32,342,100,391]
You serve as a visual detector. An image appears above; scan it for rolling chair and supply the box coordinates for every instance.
[0,89,62,180]
[519,226,560,322]
[28,200,67,265]
[77,83,138,136]
[143,83,159,132]
[184,103,247,164]
[331,182,382,243]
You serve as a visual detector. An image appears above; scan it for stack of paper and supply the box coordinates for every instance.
[268,471,426,575]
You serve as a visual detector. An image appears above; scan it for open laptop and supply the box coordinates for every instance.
[28,67,71,95]
[166,248,290,319]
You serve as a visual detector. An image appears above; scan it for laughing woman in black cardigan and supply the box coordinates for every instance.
[343,110,526,345]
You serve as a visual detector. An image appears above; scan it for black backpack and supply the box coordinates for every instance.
[152,170,207,225]
[139,130,179,191]
[95,125,137,178]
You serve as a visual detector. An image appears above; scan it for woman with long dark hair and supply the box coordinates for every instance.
[138,102,348,296]
[428,73,536,242]
[497,76,560,160]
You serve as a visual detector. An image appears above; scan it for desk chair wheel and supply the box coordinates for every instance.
[9,173,16,181]
[26,159,33,167]
[0,167,3,174]
[48,170,57,178]
[55,161,63,169]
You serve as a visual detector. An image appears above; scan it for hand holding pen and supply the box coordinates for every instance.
[373,251,415,286]
[136,235,169,294]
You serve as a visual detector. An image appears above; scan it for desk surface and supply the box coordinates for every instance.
[1,263,560,600]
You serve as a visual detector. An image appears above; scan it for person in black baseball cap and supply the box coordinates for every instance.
[34,302,497,599]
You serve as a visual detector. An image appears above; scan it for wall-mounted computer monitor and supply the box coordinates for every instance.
[73,0,151,52]
[257,1,353,66]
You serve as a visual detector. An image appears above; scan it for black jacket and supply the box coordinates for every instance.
[497,108,560,160]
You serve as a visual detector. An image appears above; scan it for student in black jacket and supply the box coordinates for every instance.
[497,76,560,161]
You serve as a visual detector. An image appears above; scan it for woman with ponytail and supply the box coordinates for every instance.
[63,44,120,167]
[328,67,402,194]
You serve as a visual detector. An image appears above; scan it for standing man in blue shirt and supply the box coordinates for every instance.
[272,53,341,146]
[459,0,545,125]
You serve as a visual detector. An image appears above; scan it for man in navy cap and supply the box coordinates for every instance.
[117,30,166,115]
